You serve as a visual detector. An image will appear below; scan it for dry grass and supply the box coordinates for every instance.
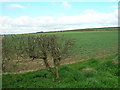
[82,68,95,72]
[112,61,118,64]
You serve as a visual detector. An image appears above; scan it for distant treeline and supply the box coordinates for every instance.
[35,27,119,34]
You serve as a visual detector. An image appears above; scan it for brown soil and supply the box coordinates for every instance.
[82,68,95,72]
[0,53,116,75]
[112,61,118,64]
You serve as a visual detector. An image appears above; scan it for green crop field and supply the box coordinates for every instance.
[42,30,118,60]
[2,28,119,88]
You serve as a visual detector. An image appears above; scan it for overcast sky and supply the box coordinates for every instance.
[0,1,119,34]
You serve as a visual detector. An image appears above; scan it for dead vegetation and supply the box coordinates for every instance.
[82,68,95,72]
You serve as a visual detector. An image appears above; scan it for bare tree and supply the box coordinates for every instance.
[36,35,57,76]
[48,35,74,80]
[27,35,55,74]
[31,35,74,80]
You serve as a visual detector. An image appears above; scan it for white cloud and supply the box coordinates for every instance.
[0,9,118,34]
[62,1,71,8]
[7,4,25,9]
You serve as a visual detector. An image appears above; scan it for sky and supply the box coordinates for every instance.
[0,1,119,34]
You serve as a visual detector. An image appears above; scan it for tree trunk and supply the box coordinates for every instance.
[43,58,60,80]
[43,58,56,76]
[53,58,60,80]
[55,66,59,79]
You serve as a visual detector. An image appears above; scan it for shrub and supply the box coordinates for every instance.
[83,71,97,78]
[89,58,98,63]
